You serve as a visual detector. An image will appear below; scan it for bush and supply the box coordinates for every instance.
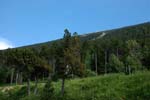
[0,66,9,83]
[84,69,97,77]
[40,80,54,100]
[20,94,40,100]
[0,92,8,100]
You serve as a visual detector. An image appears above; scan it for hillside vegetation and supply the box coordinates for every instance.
[0,71,150,100]
[0,22,150,99]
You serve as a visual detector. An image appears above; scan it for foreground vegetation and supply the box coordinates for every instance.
[0,71,150,100]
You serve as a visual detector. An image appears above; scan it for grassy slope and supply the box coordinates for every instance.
[55,71,150,100]
[0,71,150,100]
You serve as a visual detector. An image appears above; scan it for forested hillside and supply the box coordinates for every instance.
[0,22,150,100]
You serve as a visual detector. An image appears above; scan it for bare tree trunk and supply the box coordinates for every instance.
[125,66,127,74]
[16,72,18,85]
[34,77,38,95]
[105,51,107,74]
[71,72,74,78]
[43,72,44,81]
[128,66,131,74]
[19,72,23,84]
[61,78,65,96]
[18,73,20,84]
[95,52,98,75]
[18,72,23,84]
[116,48,119,57]
[52,59,56,76]
[48,73,51,81]
[27,78,30,95]
[10,68,14,85]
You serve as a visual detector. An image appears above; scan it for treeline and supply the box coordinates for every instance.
[0,26,150,96]
[0,29,84,96]
[82,36,150,74]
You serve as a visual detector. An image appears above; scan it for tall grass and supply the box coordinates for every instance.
[0,71,150,100]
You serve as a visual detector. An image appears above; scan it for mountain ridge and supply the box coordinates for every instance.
[18,22,150,49]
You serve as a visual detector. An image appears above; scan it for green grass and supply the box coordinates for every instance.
[0,71,150,100]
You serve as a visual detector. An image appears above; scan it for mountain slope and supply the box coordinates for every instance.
[21,22,150,49]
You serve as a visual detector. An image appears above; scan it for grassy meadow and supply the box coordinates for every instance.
[0,71,150,100]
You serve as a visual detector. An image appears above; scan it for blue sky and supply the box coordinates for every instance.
[0,0,150,49]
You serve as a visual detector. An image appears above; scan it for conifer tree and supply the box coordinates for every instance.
[109,54,124,73]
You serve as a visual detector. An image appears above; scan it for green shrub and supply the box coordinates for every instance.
[84,69,97,77]
[40,80,54,100]
[0,92,8,100]
[20,94,40,100]
[0,66,9,83]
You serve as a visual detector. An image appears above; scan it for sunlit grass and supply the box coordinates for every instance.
[0,71,150,100]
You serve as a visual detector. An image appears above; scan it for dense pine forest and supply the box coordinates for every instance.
[0,22,150,100]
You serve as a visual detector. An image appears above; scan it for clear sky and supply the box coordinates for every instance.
[0,0,150,49]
